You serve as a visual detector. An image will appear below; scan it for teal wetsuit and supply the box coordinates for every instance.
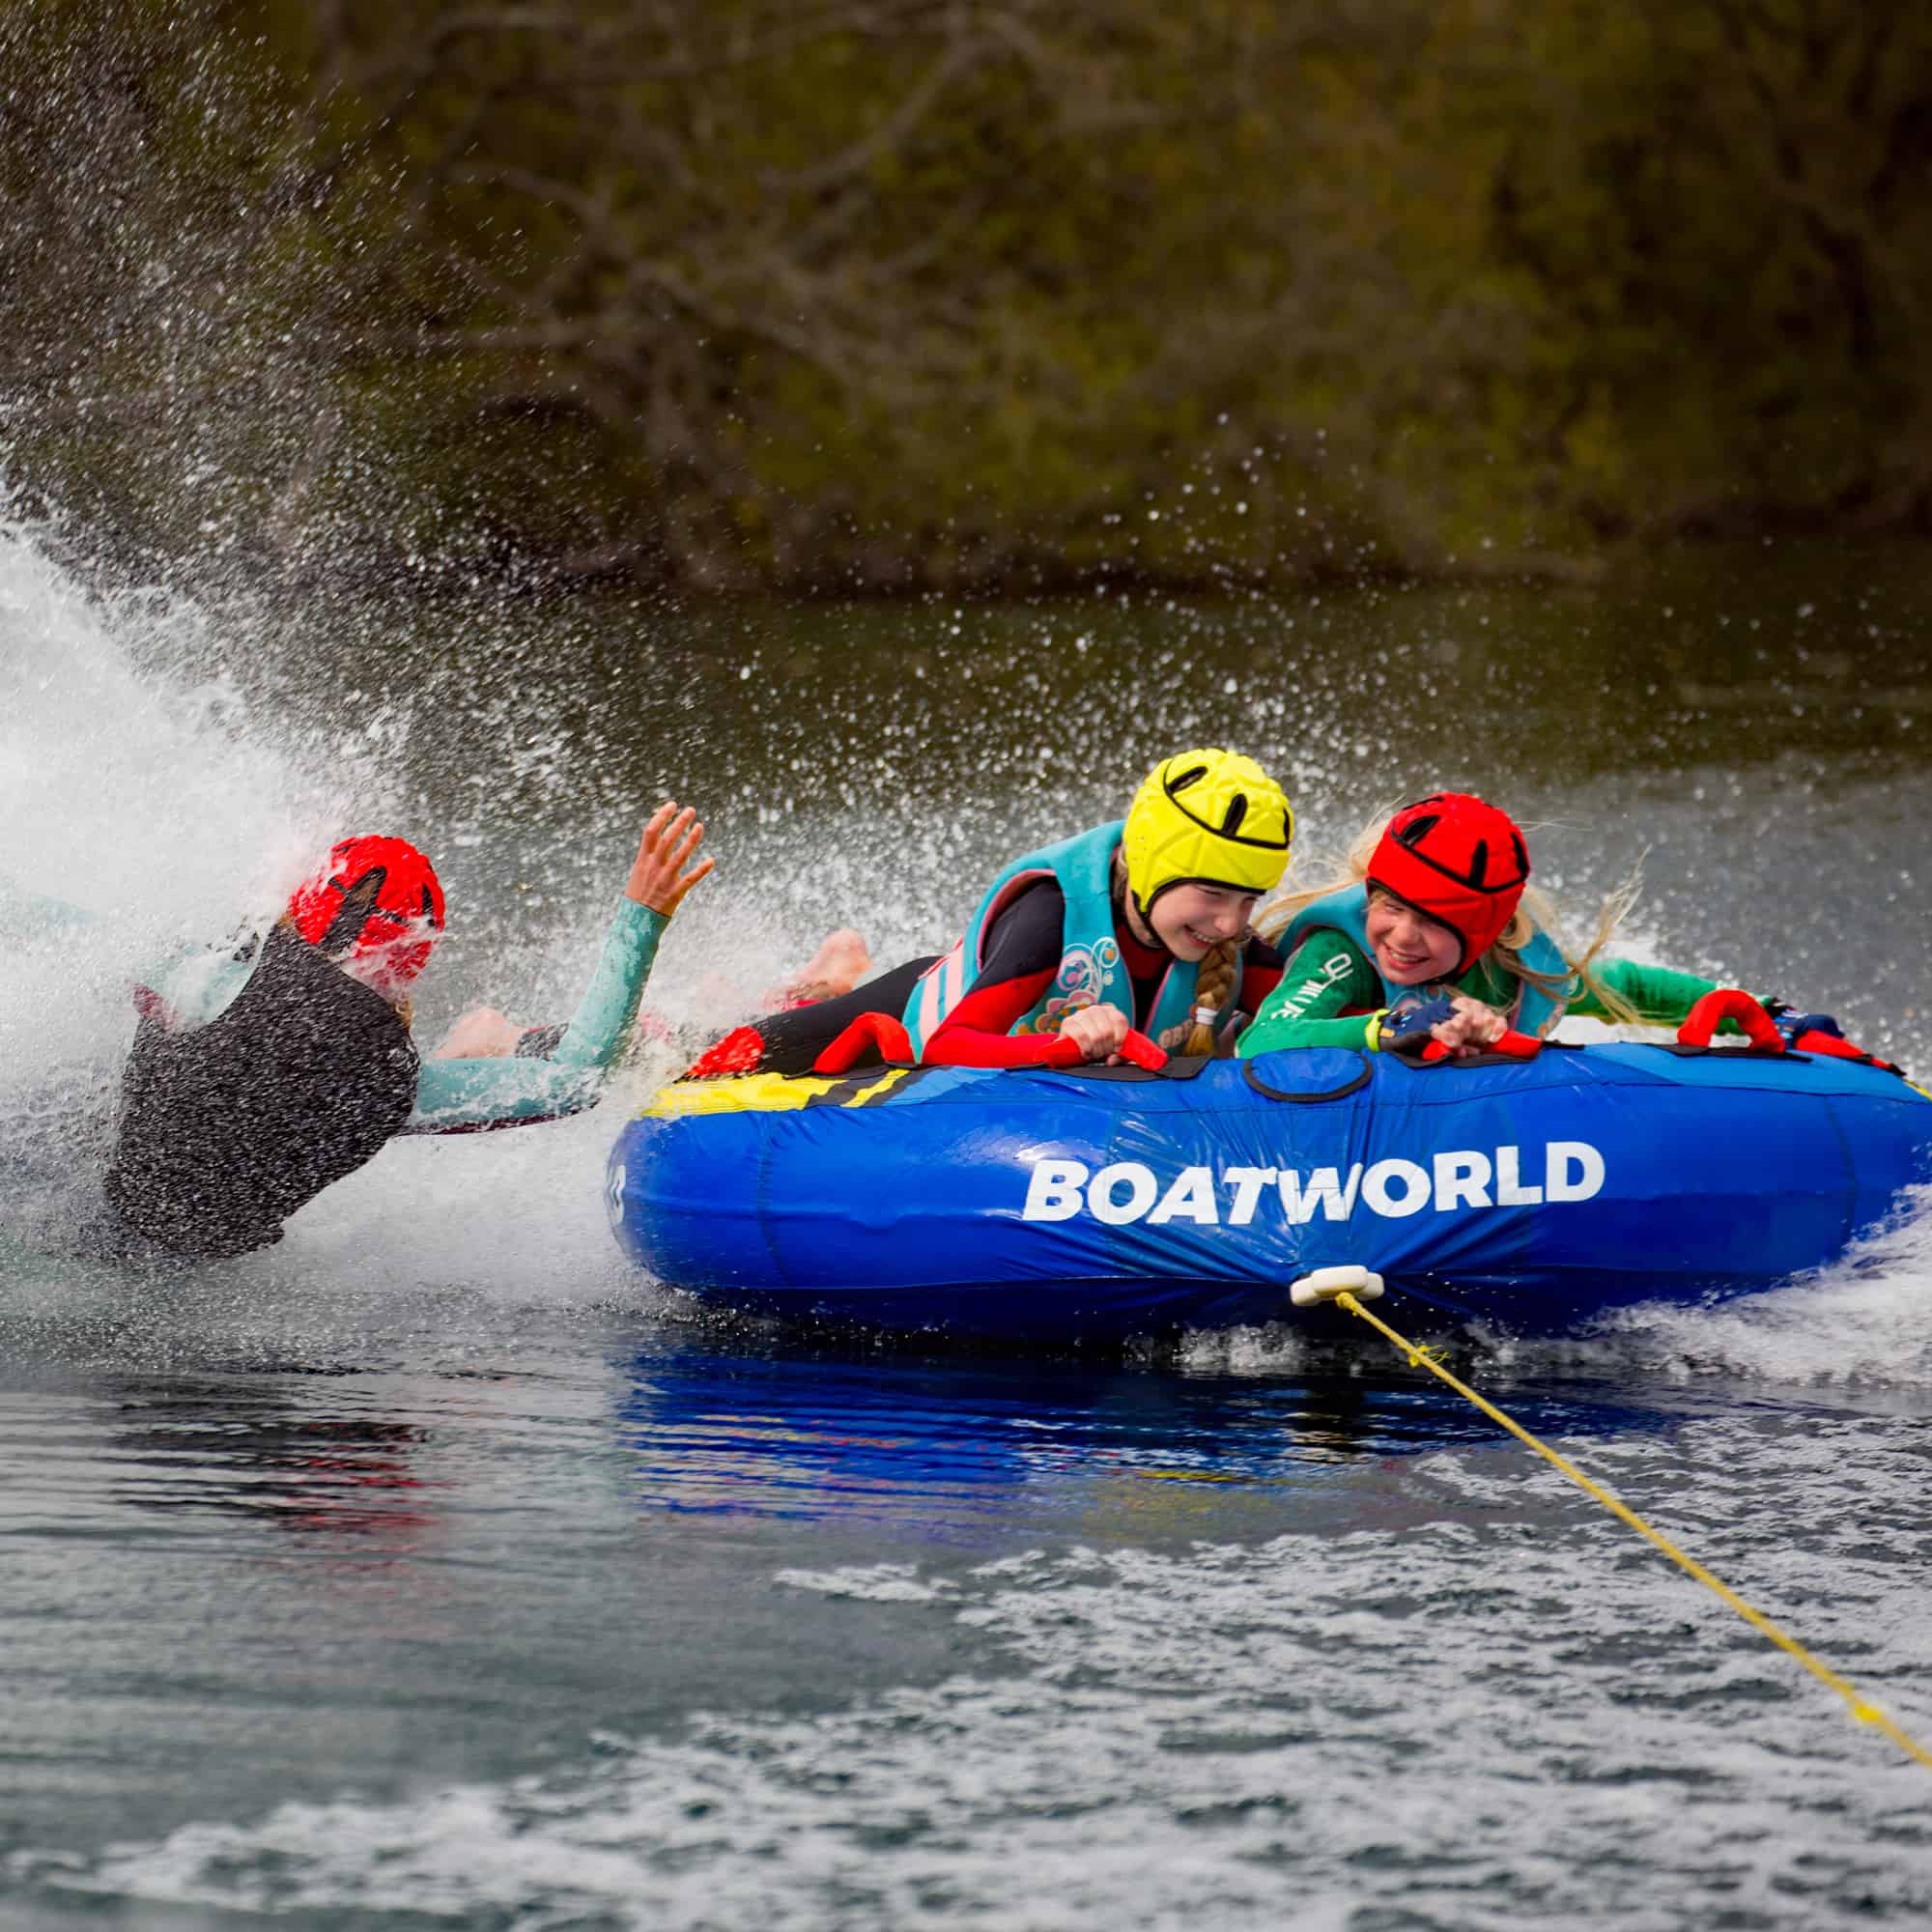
[6,880,668,1132]
[6,880,670,1260]
[144,898,668,1132]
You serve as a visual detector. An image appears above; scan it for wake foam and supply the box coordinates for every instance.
[1177,1186,1932,1393]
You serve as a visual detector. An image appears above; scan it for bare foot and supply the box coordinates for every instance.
[433,1006,527,1060]
[783,926,872,1004]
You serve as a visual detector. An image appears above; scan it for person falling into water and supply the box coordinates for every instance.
[98,804,740,1262]
[102,805,712,1258]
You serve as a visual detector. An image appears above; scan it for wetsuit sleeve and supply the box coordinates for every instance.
[1235,930,1384,1057]
[921,880,1082,1068]
[1567,958,1725,1027]
[0,882,258,1030]
[406,899,668,1131]
[0,882,97,939]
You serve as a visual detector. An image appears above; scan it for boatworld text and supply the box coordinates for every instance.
[1020,1143,1605,1227]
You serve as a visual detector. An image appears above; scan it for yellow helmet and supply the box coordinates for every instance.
[1122,750,1293,911]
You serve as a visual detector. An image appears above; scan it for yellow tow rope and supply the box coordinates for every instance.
[1330,1286,1932,1773]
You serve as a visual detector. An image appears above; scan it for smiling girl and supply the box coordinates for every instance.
[683,750,1294,1077]
[1236,791,1752,1063]
[899,749,1293,1066]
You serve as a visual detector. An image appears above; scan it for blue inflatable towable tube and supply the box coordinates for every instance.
[607,1044,1932,1342]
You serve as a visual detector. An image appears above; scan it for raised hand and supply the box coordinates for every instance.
[625,802,716,917]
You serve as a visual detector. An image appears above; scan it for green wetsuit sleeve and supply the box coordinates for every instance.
[408,899,668,1131]
[1565,957,1721,1027]
[1236,930,1385,1057]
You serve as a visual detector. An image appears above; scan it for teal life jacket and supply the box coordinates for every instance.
[1278,884,1573,1037]
[902,821,1227,1058]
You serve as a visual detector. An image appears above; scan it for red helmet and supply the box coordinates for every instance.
[1367,793,1529,974]
[288,836,445,991]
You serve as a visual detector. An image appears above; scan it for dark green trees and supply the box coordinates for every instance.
[4,0,1928,590]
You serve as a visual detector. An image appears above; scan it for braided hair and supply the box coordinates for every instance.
[1179,934,1245,1056]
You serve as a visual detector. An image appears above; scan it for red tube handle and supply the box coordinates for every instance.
[810,1011,914,1073]
[1041,1027,1169,1071]
[1418,1029,1543,1065]
[1677,988,1783,1052]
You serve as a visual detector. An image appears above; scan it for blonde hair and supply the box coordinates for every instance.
[1256,806,1642,1032]
[1113,853,1247,1056]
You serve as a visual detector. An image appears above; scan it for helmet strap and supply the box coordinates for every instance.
[1122,886,1177,958]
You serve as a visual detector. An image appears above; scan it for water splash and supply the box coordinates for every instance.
[0,501,631,1304]
[0,505,331,1249]
[0,497,826,1325]
[1556,1184,1932,1391]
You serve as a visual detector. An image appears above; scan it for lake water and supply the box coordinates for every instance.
[4,512,1932,1929]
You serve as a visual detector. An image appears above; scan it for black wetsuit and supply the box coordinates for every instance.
[104,923,419,1260]
[744,956,942,1075]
